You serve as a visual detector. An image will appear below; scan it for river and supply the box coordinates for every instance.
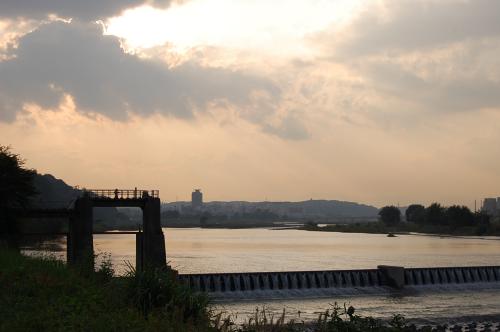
[30,228,500,323]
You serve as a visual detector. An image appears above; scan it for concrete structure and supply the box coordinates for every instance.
[68,189,166,272]
[483,198,498,216]
[377,265,405,289]
[179,265,500,295]
[191,189,203,209]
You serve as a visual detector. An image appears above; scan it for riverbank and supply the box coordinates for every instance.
[299,222,500,236]
[0,249,213,331]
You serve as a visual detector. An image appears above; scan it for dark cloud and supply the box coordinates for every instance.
[0,0,172,21]
[314,0,500,113]
[328,0,500,57]
[362,58,500,112]
[0,21,279,122]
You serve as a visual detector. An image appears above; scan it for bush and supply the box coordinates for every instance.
[379,206,401,226]
[0,249,215,331]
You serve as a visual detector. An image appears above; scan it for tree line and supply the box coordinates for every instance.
[379,203,491,227]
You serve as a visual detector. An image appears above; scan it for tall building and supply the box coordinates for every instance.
[482,198,498,216]
[192,189,203,209]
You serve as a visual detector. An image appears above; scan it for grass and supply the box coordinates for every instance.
[216,304,441,332]
[0,249,214,331]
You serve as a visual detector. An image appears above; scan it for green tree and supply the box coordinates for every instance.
[446,205,474,227]
[378,206,401,226]
[0,146,37,247]
[405,204,425,224]
[425,203,447,225]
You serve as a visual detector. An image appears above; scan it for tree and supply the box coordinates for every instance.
[0,146,37,210]
[474,210,490,226]
[425,203,447,225]
[0,146,37,247]
[378,206,401,226]
[405,204,425,224]
[446,205,474,227]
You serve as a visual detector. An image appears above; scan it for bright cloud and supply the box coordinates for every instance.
[106,0,364,56]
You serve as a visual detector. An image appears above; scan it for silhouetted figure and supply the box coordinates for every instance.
[142,190,149,199]
[114,188,119,199]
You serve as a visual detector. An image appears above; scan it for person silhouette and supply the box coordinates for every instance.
[114,188,119,199]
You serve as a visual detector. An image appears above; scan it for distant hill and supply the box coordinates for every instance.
[162,199,379,221]
[32,174,80,209]
[31,174,131,228]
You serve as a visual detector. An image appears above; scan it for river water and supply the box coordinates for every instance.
[93,228,500,274]
[33,228,500,323]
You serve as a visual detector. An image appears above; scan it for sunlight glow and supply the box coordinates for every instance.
[106,0,363,56]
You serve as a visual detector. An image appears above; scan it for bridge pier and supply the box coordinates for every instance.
[68,195,94,271]
[139,197,166,271]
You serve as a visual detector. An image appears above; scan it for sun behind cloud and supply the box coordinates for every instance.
[105,0,364,56]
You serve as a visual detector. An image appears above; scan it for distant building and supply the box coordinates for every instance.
[482,198,498,216]
[191,189,203,209]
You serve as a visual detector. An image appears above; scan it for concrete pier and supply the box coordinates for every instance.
[377,265,405,289]
[67,195,94,269]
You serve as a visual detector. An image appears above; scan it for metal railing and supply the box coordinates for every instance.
[83,189,159,200]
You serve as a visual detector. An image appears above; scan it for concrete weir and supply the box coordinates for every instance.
[178,266,500,297]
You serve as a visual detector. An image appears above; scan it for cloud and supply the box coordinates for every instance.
[325,0,500,57]
[314,0,500,114]
[0,0,173,21]
[0,21,279,125]
[262,111,310,140]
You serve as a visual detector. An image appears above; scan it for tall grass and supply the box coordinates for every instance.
[0,249,215,331]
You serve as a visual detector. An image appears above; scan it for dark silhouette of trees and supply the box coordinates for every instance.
[425,203,447,225]
[446,205,474,227]
[378,206,401,226]
[0,146,37,210]
[0,146,37,248]
[474,210,490,226]
[405,204,425,224]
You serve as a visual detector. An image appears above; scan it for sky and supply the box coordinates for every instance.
[1,0,500,207]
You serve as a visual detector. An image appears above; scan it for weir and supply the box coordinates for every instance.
[178,266,500,297]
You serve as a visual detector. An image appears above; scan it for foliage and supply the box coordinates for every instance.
[378,206,401,226]
[227,304,438,332]
[0,146,38,248]
[0,249,215,331]
[0,145,38,210]
[405,204,425,224]
[124,262,210,324]
[425,203,447,226]
[445,205,474,227]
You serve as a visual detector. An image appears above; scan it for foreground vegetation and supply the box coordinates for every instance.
[0,249,213,331]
